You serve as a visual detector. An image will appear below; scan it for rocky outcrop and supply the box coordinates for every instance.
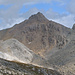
[47,34,75,75]
[72,24,75,30]
[28,12,49,23]
[0,58,61,75]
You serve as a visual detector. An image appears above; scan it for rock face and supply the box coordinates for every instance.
[0,58,61,75]
[0,12,71,57]
[0,38,51,68]
[72,24,75,30]
[46,30,75,75]
[28,12,49,23]
[0,39,33,63]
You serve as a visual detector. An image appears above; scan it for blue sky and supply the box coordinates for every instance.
[20,2,66,14]
[0,0,75,30]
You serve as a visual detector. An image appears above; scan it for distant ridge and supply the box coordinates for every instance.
[72,24,75,30]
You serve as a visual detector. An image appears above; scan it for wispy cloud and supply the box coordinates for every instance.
[67,0,75,14]
[0,0,74,30]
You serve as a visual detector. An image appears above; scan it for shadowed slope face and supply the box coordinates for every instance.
[47,32,75,75]
[0,12,71,56]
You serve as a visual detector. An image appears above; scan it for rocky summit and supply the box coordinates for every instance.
[0,12,75,75]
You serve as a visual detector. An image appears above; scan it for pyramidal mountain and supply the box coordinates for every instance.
[0,12,75,75]
[0,12,71,56]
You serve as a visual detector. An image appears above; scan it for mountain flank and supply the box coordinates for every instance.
[0,12,72,57]
[0,12,75,75]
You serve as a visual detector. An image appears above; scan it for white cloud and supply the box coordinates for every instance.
[0,0,75,30]
[67,0,75,14]
[0,0,61,4]
[53,14,75,28]
[41,8,74,28]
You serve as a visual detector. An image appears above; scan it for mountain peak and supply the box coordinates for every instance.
[72,24,75,30]
[28,12,48,23]
[36,12,43,15]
